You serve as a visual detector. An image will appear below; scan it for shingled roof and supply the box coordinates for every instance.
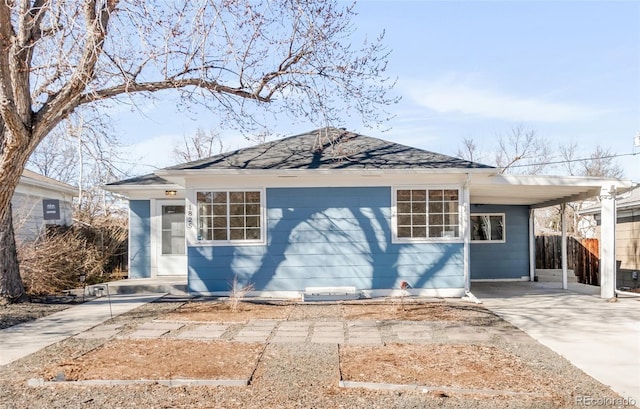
[107,128,493,187]
[166,127,493,171]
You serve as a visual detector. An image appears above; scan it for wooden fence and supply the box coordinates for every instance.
[535,236,600,285]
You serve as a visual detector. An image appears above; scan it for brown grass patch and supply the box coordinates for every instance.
[341,302,492,322]
[340,343,555,393]
[162,300,294,322]
[44,339,262,381]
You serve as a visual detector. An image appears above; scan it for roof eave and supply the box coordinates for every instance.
[155,167,496,178]
[19,175,78,196]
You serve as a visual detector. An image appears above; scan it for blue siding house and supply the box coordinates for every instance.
[105,128,631,298]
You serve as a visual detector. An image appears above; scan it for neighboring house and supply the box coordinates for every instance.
[104,128,632,298]
[581,185,640,289]
[12,169,77,243]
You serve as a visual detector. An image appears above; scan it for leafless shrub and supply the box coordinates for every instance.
[18,218,127,296]
[228,275,255,312]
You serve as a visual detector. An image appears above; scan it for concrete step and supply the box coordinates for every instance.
[535,269,579,283]
[88,278,188,296]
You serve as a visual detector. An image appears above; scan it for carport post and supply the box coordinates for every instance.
[600,185,617,299]
[561,203,568,290]
[529,209,536,282]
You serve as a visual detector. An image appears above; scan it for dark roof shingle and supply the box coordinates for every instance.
[107,128,493,187]
[166,128,493,171]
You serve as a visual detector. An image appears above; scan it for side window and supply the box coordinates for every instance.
[395,188,460,242]
[470,214,505,243]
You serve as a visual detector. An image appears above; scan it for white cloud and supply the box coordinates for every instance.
[404,77,604,123]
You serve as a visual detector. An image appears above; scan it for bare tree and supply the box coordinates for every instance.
[0,0,397,302]
[495,126,553,175]
[456,137,483,164]
[559,142,622,178]
[558,142,624,236]
[173,128,223,163]
[26,126,78,184]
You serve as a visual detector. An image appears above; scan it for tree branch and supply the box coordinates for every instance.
[78,78,272,105]
[33,0,118,141]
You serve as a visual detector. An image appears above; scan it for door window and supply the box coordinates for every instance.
[162,205,185,254]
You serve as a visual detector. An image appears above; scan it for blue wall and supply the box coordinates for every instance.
[129,200,151,278]
[189,187,464,293]
[470,204,530,279]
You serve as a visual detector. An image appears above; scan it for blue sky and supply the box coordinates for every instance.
[115,0,640,181]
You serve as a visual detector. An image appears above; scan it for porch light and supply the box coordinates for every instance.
[165,190,177,196]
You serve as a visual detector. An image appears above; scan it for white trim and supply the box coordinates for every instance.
[191,188,266,247]
[391,185,464,244]
[197,290,303,299]
[470,213,506,243]
[361,288,466,298]
[156,167,495,178]
[471,277,530,282]
[193,288,467,299]
[561,203,568,290]
[462,175,471,291]
[600,186,617,298]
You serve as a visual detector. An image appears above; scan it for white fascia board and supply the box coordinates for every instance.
[17,176,78,197]
[156,167,495,178]
[184,173,471,190]
[102,184,184,200]
[485,174,633,188]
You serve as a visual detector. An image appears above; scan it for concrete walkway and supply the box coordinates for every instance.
[0,293,164,366]
[472,282,640,406]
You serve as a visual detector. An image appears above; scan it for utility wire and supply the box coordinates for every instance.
[509,151,639,168]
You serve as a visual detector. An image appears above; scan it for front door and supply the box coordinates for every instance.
[156,201,187,276]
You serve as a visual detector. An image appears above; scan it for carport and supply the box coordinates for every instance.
[468,173,634,299]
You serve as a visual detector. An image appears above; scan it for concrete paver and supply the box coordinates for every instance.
[472,282,640,406]
[0,294,164,366]
[139,322,184,331]
[125,329,170,339]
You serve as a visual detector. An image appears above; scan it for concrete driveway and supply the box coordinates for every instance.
[472,282,640,407]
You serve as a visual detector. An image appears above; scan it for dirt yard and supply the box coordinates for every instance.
[0,298,628,408]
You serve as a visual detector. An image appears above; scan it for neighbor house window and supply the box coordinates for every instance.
[395,188,460,241]
[470,214,505,243]
[197,191,262,242]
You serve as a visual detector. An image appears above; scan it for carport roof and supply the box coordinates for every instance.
[469,174,632,208]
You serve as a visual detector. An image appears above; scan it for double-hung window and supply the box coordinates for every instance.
[196,191,262,243]
[394,188,460,241]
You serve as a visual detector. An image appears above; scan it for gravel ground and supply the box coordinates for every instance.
[0,297,74,330]
[0,298,629,409]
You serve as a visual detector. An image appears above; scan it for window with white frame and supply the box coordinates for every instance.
[196,191,262,242]
[395,188,460,240]
[470,214,505,242]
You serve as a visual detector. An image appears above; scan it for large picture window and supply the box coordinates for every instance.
[395,188,460,241]
[197,191,262,243]
[470,214,505,243]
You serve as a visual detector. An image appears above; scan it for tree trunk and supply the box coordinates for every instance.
[0,203,27,304]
